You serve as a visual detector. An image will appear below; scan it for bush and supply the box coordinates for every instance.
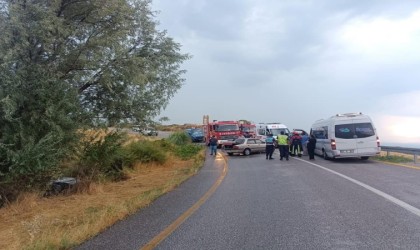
[75,130,129,180]
[125,141,167,165]
[167,131,191,145]
[175,144,203,160]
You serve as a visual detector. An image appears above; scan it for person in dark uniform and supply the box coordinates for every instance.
[265,133,275,160]
[307,134,317,160]
[209,135,218,156]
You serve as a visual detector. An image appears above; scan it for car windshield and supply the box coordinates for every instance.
[192,131,203,135]
[241,127,254,132]
[214,124,239,132]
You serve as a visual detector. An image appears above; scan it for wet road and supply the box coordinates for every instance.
[78,150,420,249]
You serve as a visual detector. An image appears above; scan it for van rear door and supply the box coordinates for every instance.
[334,123,358,155]
[353,122,377,155]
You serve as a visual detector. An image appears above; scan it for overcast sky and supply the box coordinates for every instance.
[152,0,420,146]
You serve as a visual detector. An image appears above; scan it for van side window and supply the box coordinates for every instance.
[322,126,328,139]
[313,130,325,139]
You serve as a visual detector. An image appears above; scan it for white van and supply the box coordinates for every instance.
[310,113,381,160]
[256,123,290,141]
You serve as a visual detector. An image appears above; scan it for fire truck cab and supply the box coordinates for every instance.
[203,115,241,147]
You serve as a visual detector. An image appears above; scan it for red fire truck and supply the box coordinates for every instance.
[239,121,256,138]
[203,115,241,147]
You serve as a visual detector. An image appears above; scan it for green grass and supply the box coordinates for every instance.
[373,155,413,163]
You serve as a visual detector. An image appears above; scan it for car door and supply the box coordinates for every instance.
[255,139,266,153]
[246,139,256,153]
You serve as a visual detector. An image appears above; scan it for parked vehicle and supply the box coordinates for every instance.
[224,138,266,156]
[239,122,256,138]
[310,112,381,160]
[190,129,204,142]
[132,126,141,132]
[203,115,242,147]
[140,128,158,136]
[256,122,290,141]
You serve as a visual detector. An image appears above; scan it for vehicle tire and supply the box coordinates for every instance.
[361,156,369,160]
[323,150,329,160]
[227,153,233,156]
[243,148,251,156]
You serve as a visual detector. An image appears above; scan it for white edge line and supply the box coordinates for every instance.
[294,157,420,218]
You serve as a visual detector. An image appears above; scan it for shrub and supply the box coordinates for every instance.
[75,130,129,180]
[175,144,203,160]
[167,131,191,146]
[125,141,167,165]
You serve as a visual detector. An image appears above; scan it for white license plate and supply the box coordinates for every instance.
[341,150,354,153]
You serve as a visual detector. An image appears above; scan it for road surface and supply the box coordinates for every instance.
[78,149,420,249]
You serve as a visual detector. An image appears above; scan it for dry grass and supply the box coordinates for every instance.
[0,151,205,250]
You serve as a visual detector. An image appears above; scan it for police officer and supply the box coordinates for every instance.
[265,133,275,160]
[277,131,289,160]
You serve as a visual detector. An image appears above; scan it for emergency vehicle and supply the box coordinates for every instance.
[203,115,242,147]
[256,122,290,141]
[239,120,256,138]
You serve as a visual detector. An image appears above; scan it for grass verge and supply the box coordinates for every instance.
[0,150,205,250]
[372,151,414,164]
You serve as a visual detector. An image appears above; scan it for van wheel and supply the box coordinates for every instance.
[323,151,329,160]
[243,148,251,156]
[361,156,369,160]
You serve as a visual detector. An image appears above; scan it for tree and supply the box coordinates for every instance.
[0,0,190,187]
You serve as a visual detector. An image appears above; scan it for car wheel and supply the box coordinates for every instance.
[243,148,251,156]
[361,156,369,160]
[227,153,233,156]
[323,150,329,160]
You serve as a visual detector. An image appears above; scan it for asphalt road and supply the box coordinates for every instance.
[77,149,420,249]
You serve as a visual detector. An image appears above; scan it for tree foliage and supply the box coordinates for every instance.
[0,0,189,188]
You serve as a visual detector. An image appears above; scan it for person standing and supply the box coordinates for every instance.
[209,135,218,156]
[277,131,289,161]
[307,134,317,160]
[265,133,275,160]
[290,131,302,157]
[300,131,309,156]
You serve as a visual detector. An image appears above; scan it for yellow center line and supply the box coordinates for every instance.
[373,160,420,170]
[140,152,228,250]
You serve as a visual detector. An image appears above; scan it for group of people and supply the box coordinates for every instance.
[208,131,317,160]
[265,131,317,160]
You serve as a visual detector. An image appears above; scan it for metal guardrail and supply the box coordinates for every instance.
[381,146,420,164]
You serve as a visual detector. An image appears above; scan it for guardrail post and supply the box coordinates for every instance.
[386,150,390,157]
[415,154,418,164]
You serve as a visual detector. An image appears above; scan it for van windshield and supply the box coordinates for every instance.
[270,128,289,136]
[335,123,375,139]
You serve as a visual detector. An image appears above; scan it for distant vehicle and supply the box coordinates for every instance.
[140,128,158,136]
[132,126,141,132]
[256,122,290,141]
[203,115,241,147]
[310,112,381,160]
[190,129,204,142]
[291,128,308,136]
[239,122,256,138]
[224,138,266,156]
[185,128,194,135]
